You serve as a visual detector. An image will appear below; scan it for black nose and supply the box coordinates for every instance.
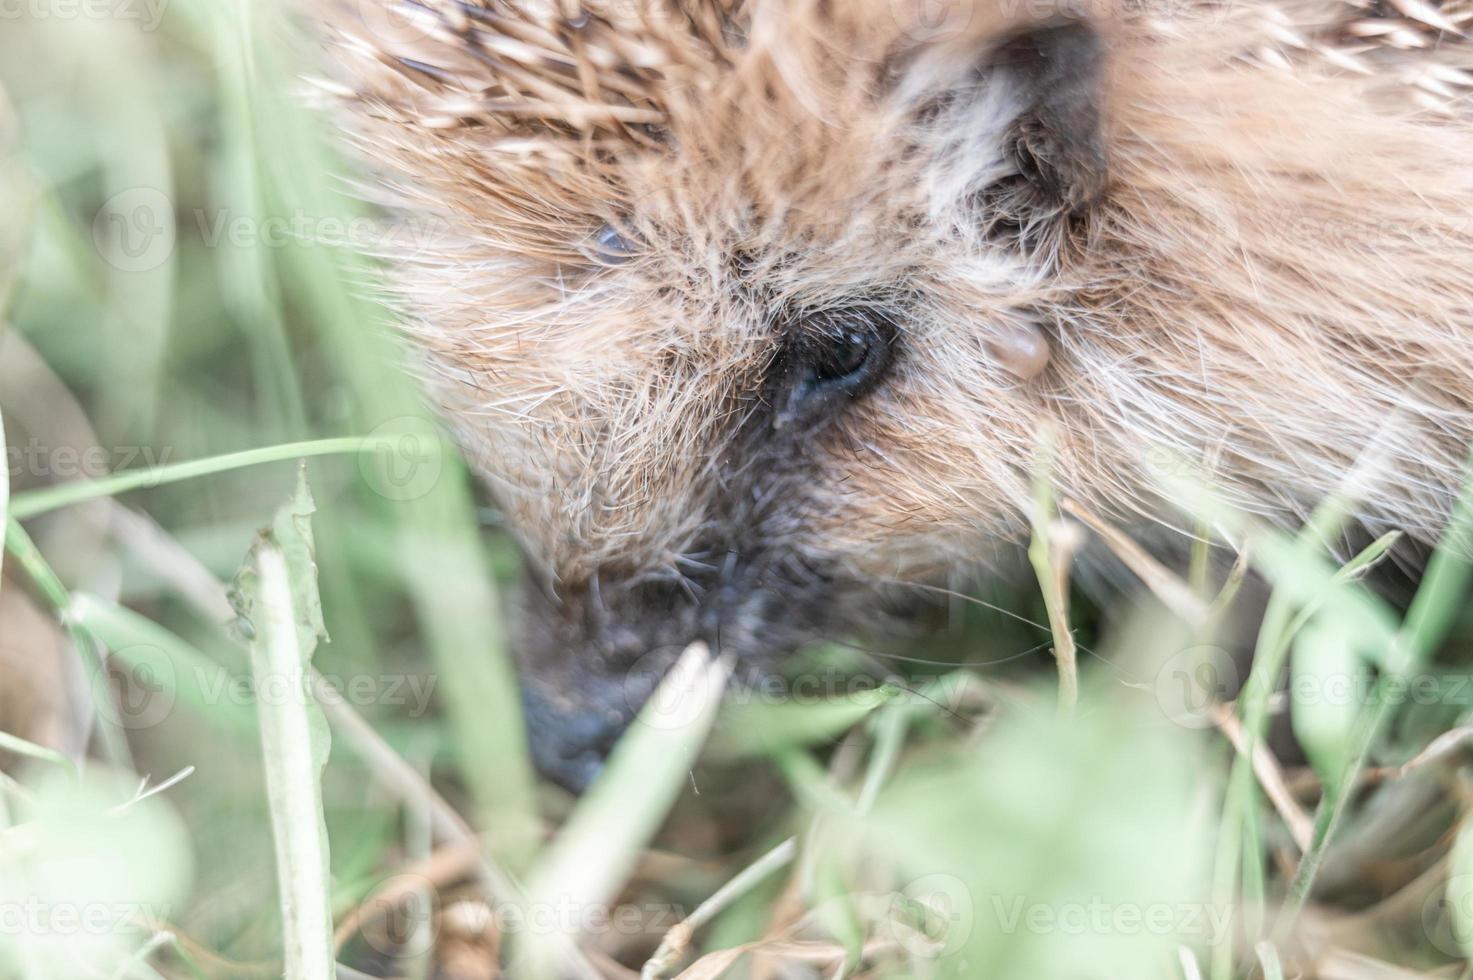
[519,672,657,793]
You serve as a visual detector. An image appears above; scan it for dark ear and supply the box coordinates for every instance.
[994,20,1108,213]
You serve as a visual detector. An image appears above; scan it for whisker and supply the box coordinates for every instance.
[828,636,1056,669]
[873,576,1052,633]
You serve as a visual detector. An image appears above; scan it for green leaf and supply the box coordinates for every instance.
[864,687,1209,978]
[709,685,899,761]
[1398,452,1473,672]
[812,853,865,968]
[69,593,257,736]
[238,469,334,980]
[1290,617,1362,797]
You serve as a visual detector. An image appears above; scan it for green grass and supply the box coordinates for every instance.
[2,2,1473,978]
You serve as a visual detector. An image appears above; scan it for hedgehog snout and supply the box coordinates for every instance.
[512,555,833,793]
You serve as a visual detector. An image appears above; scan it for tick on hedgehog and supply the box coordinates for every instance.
[307,0,1473,789]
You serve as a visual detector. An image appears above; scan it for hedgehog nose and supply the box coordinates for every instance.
[512,570,713,792]
[519,669,662,794]
[519,682,625,793]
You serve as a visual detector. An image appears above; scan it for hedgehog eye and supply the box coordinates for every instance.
[807,311,894,392]
[587,223,639,265]
[813,329,873,383]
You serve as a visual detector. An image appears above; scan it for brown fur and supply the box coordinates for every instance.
[309,0,1473,779]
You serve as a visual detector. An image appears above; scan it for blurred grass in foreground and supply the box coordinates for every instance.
[0,2,1472,979]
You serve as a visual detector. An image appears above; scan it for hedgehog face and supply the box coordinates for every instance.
[322,0,1473,789]
[319,0,1109,788]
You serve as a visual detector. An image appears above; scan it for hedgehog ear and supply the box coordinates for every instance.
[992,19,1108,213]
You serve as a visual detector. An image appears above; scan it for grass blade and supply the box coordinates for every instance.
[221,0,541,862]
[0,730,74,774]
[1029,433,1080,711]
[1290,617,1361,797]
[4,516,133,768]
[708,684,899,761]
[1396,454,1473,671]
[239,473,334,980]
[68,593,257,735]
[8,437,368,519]
[1277,458,1473,935]
[519,643,731,977]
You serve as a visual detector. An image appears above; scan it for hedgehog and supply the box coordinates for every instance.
[307,0,1473,789]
